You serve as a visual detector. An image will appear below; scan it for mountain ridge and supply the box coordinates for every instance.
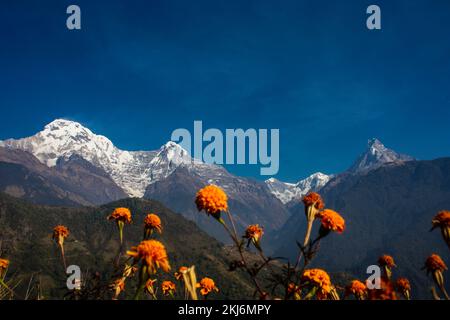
[275,157,450,299]
[265,138,415,203]
[0,147,127,206]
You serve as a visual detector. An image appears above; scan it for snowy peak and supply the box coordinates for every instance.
[1,119,118,167]
[155,141,195,165]
[266,139,413,203]
[44,119,92,136]
[41,119,113,150]
[265,172,332,204]
[0,120,155,197]
[349,138,414,173]
[368,138,386,153]
[0,119,214,198]
[295,172,332,191]
[265,178,297,204]
[147,141,200,183]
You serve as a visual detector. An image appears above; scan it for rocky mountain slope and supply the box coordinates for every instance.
[0,147,127,206]
[144,166,290,245]
[348,138,415,173]
[265,139,415,204]
[275,158,450,299]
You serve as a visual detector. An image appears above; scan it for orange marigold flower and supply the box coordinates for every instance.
[301,269,332,297]
[395,278,411,292]
[52,225,69,247]
[431,211,450,250]
[368,278,397,300]
[425,254,447,273]
[195,185,228,217]
[302,192,325,210]
[318,209,345,233]
[378,255,396,268]
[196,277,219,296]
[127,240,171,274]
[346,280,367,298]
[0,258,9,270]
[144,213,162,234]
[316,285,340,300]
[395,278,411,299]
[244,224,264,243]
[0,258,9,279]
[108,207,132,223]
[432,211,450,228]
[161,280,176,296]
[175,266,189,280]
[52,225,69,240]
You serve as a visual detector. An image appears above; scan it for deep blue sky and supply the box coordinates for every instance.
[0,0,449,182]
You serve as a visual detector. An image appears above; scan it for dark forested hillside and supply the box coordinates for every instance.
[0,194,260,299]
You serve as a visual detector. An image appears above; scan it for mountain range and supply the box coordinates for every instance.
[0,120,291,243]
[0,120,416,242]
[0,120,419,243]
[1,119,448,298]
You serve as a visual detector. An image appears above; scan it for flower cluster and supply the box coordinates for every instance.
[12,178,448,301]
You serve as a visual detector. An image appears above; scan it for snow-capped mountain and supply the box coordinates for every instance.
[0,119,207,197]
[0,120,414,207]
[265,178,298,204]
[0,119,290,244]
[146,141,233,190]
[348,138,414,173]
[265,172,332,204]
[265,139,414,203]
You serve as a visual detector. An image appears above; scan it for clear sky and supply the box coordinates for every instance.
[0,0,449,182]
